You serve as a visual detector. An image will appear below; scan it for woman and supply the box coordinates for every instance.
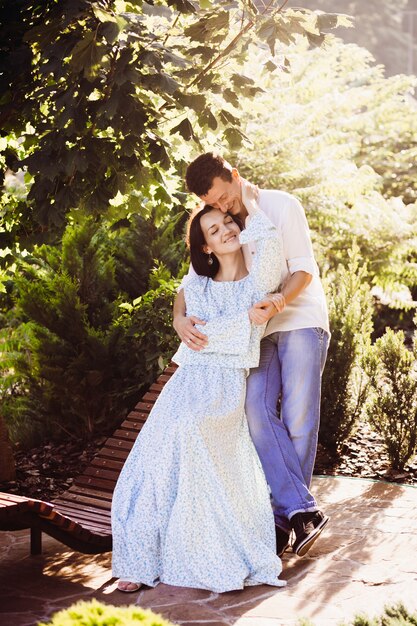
[111,186,285,592]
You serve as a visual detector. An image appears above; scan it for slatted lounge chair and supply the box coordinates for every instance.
[0,363,177,555]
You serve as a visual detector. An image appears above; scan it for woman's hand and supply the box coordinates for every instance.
[173,314,208,352]
[248,299,276,325]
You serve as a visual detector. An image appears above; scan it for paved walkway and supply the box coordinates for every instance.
[1,476,417,626]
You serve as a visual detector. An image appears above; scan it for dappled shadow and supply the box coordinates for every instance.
[1,477,416,626]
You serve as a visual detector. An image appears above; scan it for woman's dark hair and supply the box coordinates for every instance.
[185,152,233,197]
[186,205,243,278]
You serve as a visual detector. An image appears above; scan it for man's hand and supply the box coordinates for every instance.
[173,315,208,352]
[248,299,276,325]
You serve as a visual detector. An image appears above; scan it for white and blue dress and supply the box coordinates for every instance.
[111,210,285,592]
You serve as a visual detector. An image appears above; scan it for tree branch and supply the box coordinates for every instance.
[188,0,289,88]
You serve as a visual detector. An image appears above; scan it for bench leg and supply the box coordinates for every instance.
[31,526,42,555]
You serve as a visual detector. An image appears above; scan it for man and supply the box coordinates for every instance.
[173,153,330,557]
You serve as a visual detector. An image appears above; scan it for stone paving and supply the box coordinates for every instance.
[1,476,417,626]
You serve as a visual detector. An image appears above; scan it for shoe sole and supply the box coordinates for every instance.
[294,515,329,557]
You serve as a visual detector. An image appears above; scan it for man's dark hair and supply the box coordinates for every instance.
[185,152,233,197]
[186,205,243,278]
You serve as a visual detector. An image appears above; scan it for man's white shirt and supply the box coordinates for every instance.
[179,189,330,337]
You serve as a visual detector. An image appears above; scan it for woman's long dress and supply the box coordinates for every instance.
[111,210,285,592]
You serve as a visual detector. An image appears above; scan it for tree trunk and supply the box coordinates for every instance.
[0,414,16,482]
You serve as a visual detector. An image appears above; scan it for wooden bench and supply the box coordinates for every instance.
[0,364,177,555]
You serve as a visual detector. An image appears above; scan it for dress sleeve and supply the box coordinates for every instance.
[239,210,282,294]
[194,311,251,356]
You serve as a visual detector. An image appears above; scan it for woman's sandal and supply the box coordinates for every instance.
[117,580,143,593]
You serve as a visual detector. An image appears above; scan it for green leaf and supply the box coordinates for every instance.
[198,108,217,131]
[223,89,239,107]
[93,6,116,23]
[265,60,277,72]
[166,0,197,14]
[219,109,239,126]
[142,72,180,95]
[170,117,195,141]
[69,32,95,73]
[316,12,353,31]
[185,11,229,42]
[224,127,245,150]
[176,92,206,110]
[100,21,121,44]
[306,32,326,49]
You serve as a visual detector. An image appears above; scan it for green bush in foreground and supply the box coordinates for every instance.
[38,600,417,626]
[38,600,176,626]
[298,602,417,625]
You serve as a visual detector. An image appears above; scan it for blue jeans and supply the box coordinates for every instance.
[245,328,329,533]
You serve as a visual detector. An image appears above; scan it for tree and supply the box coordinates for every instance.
[237,39,417,305]
[0,0,350,252]
[287,0,413,77]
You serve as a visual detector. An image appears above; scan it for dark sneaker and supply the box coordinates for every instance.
[275,525,291,556]
[290,510,329,557]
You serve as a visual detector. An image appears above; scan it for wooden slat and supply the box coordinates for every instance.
[74,475,116,492]
[56,508,111,528]
[95,447,132,461]
[119,421,143,433]
[142,391,159,402]
[54,500,111,519]
[103,436,135,450]
[134,402,153,412]
[55,493,112,510]
[112,428,139,440]
[65,484,114,501]
[84,466,120,482]
[90,458,124,471]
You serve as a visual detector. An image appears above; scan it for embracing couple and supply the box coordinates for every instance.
[111,152,330,593]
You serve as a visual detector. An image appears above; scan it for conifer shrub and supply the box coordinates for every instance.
[319,247,374,456]
[364,324,417,470]
[37,599,176,626]
[0,219,181,445]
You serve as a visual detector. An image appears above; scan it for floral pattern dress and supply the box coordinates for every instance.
[111,210,285,592]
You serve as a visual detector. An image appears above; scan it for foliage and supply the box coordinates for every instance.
[296,603,417,625]
[37,600,417,626]
[0,0,350,446]
[237,40,417,306]
[37,599,176,626]
[287,0,413,78]
[0,218,180,445]
[0,0,349,252]
[364,325,417,470]
[351,602,417,626]
[319,246,374,455]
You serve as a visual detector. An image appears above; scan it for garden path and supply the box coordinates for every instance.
[0,476,416,626]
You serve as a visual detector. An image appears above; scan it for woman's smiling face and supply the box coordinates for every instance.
[200,208,241,257]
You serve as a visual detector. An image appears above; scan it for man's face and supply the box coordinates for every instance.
[200,173,243,217]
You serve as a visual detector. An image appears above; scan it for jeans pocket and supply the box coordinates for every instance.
[313,327,325,339]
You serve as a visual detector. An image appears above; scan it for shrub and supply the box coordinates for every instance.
[364,326,417,470]
[37,599,176,626]
[0,218,181,446]
[319,246,374,456]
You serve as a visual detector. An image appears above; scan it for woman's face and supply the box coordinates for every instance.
[200,208,241,257]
